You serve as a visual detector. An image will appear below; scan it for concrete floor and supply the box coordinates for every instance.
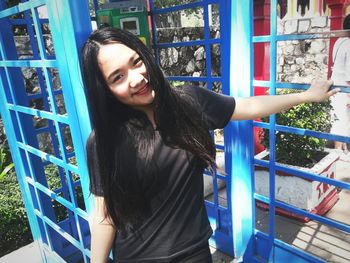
[0,242,235,263]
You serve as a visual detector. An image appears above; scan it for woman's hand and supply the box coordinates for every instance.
[232,79,339,120]
[303,79,339,103]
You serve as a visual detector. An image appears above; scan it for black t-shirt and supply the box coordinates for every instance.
[86,86,235,262]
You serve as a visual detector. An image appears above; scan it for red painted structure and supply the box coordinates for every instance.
[253,0,270,154]
[326,0,350,79]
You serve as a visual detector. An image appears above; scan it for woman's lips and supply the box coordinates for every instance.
[134,84,149,96]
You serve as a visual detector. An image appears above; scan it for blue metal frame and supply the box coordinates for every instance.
[250,1,350,263]
[1,0,349,262]
[150,0,235,256]
[0,1,92,262]
[227,1,255,261]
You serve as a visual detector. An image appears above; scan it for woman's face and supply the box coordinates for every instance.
[98,42,155,112]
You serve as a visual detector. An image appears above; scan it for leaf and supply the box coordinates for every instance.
[0,163,14,181]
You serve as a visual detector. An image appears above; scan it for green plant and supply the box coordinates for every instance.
[0,141,14,181]
[260,89,333,168]
[0,170,33,257]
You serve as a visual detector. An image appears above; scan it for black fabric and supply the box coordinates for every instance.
[86,86,235,262]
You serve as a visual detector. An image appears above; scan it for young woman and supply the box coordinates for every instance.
[330,14,350,152]
[81,27,337,263]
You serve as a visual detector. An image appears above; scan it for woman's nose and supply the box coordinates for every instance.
[128,69,145,88]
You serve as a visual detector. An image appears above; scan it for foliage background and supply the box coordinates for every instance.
[260,89,333,168]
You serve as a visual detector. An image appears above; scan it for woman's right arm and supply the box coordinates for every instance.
[91,196,116,263]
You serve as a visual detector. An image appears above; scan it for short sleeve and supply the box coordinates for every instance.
[344,40,350,82]
[86,131,104,196]
[181,86,235,130]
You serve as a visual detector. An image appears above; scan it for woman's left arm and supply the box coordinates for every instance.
[231,80,338,120]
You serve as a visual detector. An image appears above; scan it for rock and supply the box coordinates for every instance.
[309,40,325,54]
[277,65,283,73]
[315,54,326,65]
[283,44,295,55]
[195,60,205,70]
[294,45,302,56]
[296,57,305,65]
[311,16,327,28]
[277,19,284,35]
[285,56,295,64]
[298,19,310,33]
[290,64,298,72]
[279,56,285,66]
[192,71,201,77]
[194,46,205,61]
[284,19,298,34]
[186,59,196,73]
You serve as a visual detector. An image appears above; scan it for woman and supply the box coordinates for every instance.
[330,14,350,152]
[81,27,336,263]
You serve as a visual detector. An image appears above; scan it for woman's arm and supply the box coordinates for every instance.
[91,196,116,263]
[232,80,338,120]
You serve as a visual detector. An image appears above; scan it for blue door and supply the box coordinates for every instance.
[0,1,93,262]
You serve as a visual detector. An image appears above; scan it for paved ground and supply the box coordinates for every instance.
[0,242,236,263]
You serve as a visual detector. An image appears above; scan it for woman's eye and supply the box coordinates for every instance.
[113,74,123,83]
[133,57,143,67]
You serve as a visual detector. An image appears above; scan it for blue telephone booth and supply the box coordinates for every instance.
[0,0,349,262]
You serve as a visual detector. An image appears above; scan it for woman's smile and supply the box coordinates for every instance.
[133,84,150,96]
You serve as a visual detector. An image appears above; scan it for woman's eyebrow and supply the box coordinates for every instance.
[106,52,138,82]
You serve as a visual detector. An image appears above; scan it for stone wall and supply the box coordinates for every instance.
[156,26,221,80]
[277,16,330,83]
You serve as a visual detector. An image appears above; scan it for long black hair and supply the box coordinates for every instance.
[81,27,215,230]
[344,14,350,30]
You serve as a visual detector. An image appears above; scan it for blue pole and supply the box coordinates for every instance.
[228,0,255,261]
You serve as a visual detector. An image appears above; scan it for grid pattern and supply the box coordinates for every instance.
[149,0,234,256]
[0,1,92,262]
[1,1,349,262]
[251,0,350,262]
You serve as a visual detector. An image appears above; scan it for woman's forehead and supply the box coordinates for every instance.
[97,43,137,72]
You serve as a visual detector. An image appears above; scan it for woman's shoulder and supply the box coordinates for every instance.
[174,85,209,98]
[335,37,350,49]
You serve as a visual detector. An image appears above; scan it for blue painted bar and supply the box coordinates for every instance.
[47,1,93,221]
[31,7,48,60]
[155,38,220,48]
[0,0,46,18]
[151,1,204,15]
[254,158,350,191]
[253,29,350,43]
[10,17,49,25]
[275,200,350,233]
[255,191,350,235]
[254,121,350,144]
[148,0,160,64]
[266,0,278,261]
[253,80,350,93]
[228,0,254,260]
[8,104,70,124]
[0,60,57,67]
[26,177,89,220]
[17,142,79,174]
[33,209,85,253]
[167,76,221,82]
